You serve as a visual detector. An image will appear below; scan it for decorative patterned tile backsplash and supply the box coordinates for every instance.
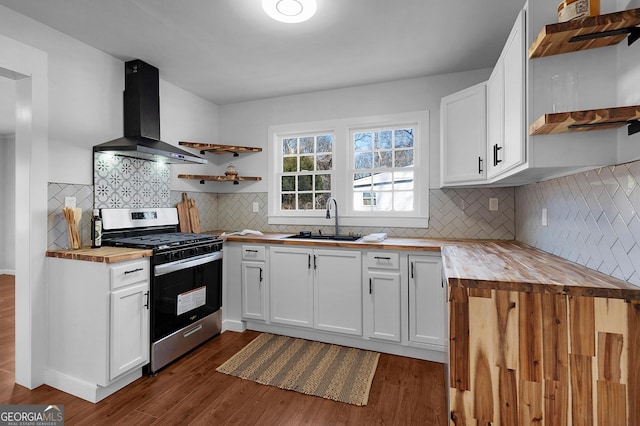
[516,159,640,286]
[93,153,171,208]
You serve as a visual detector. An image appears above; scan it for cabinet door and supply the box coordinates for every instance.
[408,255,445,347]
[269,246,314,327]
[488,8,526,179]
[110,281,149,380]
[440,82,487,185]
[241,261,266,321]
[314,249,362,335]
[501,8,526,174]
[487,57,504,179]
[365,271,401,342]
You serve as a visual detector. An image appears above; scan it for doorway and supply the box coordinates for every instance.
[0,33,48,389]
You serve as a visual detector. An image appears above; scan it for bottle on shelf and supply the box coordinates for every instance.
[91,209,102,248]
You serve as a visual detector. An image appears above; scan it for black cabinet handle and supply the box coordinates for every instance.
[369,278,372,294]
[259,267,263,282]
[308,254,311,269]
[144,291,149,309]
[245,249,259,253]
[478,156,483,174]
[374,256,391,260]
[411,262,414,279]
[313,255,317,270]
[124,267,143,275]
[493,144,503,167]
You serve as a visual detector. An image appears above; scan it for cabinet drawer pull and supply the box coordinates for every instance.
[144,291,149,309]
[478,156,483,174]
[259,267,263,282]
[308,254,311,269]
[245,249,259,253]
[369,278,372,294]
[411,262,414,279]
[313,255,317,270]
[124,267,144,275]
[374,256,391,260]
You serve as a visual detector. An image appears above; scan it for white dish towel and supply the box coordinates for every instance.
[362,233,387,242]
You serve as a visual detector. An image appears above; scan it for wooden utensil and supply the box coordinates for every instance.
[189,198,202,233]
[177,192,191,232]
[62,207,81,249]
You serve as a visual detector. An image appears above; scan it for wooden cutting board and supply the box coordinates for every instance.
[189,198,202,233]
[177,192,191,232]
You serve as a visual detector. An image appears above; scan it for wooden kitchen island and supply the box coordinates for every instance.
[442,241,640,426]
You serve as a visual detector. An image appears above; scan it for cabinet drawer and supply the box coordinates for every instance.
[365,252,399,270]
[242,245,266,261]
[110,260,149,290]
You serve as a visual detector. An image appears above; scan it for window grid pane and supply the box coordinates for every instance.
[279,133,333,211]
[351,126,415,213]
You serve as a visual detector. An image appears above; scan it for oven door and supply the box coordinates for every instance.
[152,251,222,342]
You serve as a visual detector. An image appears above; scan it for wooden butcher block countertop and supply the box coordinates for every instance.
[46,246,153,263]
[441,240,640,301]
[225,233,640,301]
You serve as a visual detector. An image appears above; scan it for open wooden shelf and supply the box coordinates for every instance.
[529,105,640,135]
[179,142,262,157]
[529,8,640,58]
[178,174,262,185]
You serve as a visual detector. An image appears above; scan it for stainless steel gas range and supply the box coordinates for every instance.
[101,208,223,374]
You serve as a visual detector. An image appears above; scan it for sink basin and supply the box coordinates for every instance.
[284,233,362,242]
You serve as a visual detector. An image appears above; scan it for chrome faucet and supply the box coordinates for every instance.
[325,197,339,236]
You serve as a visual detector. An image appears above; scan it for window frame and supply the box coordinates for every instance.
[267,111,429,228]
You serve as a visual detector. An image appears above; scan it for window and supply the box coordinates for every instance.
[351,126,416,214]
[268,111,429,228]
[280,133,333,211]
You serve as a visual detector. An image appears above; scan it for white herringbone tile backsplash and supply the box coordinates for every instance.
[216,188,515,240]
[516,160,640,286]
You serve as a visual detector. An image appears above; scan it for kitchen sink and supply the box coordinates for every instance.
[284,232,362,242]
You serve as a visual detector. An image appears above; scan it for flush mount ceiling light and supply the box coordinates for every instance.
[262,0,317,23]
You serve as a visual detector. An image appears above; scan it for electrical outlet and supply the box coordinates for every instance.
[542,208,548,227]
[252,202,259,213]
[489,198,498,211]
[64,197,76,208]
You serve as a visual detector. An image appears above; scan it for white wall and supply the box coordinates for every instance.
[0,4,220,187]
[217,69,492,193]
[0,134,16,274]
[0,135,16,274]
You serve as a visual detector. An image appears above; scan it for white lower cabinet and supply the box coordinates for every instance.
[314,249,362,336]
[110,281,150,380]
[231,242,446,363]
[364,252,401,342]
[408,254,445,347]
[46,257,150,402]
[269,246,362,334]
[269,246,314,327]
[240,245,267,321]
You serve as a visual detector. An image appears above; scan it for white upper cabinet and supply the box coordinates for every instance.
[487,8,526,179]
[440,82,487,186]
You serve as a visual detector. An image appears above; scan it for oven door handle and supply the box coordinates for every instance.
[154,252,223,277]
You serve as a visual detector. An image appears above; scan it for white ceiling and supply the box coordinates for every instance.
[0,0,527,133]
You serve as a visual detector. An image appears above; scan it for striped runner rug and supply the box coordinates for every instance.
[216,333,380,406]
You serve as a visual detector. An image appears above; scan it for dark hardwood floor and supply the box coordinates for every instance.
[0,274,448,425]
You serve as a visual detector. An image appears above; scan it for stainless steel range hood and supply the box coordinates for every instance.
[93,60,206,164]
